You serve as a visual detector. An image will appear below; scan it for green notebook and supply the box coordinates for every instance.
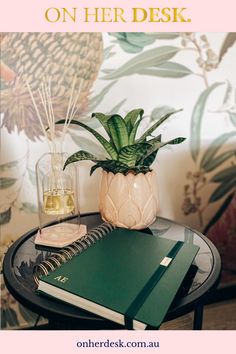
[36,226,199,330]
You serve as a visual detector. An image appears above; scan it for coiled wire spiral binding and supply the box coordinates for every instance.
[33,223,115,286]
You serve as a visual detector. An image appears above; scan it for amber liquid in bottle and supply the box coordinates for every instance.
[43,189,75,215]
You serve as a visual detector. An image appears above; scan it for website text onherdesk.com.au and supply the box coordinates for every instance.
[76,338,160,349]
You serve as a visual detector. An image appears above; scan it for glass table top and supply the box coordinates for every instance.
[4,213,220,324]
[13,214,214,293]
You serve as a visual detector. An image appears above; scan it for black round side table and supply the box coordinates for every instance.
[3,213,221,330]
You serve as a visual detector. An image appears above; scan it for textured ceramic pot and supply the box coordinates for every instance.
[99,170,159,230]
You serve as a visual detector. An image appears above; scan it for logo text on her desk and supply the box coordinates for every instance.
[54,276,69,283]
[45,7,191,23]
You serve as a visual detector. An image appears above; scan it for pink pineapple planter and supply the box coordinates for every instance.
[99,170,159,230]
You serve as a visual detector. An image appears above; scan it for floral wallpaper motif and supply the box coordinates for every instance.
[103,33,236,273]
[1,32,236,329]
[1,33,103,140]
[105,32,236,284]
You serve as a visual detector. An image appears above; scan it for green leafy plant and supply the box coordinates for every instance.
[56,108,186,175]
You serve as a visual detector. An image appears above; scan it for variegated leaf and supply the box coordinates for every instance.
[91,112,112,135]
[70,134,107,159]
[56,119,118,160]
[107,115,129,152]
[124,108,144,135]
[64,150,99,169]
[118,143,151,167]
[90,160,128,175]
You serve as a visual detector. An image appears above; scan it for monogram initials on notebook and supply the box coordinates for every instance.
[54,276,69,283]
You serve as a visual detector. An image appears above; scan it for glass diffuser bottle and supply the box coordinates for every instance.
[35,152,86,247]
[27,77,87,247]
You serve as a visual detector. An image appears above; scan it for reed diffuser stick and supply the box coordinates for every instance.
[26,81,51,150]
[26,76,83,152]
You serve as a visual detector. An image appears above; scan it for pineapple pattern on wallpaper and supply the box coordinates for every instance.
[1,32,103,140]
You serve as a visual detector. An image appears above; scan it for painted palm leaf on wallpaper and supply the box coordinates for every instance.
[106,32,236,286]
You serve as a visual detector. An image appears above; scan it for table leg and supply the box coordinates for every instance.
[193,305,204,330]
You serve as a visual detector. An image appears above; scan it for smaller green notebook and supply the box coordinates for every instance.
[36,226,199,330]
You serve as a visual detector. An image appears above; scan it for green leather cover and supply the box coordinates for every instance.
[39,228,199,328]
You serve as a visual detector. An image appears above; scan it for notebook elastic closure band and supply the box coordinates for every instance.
[124,241,183,330]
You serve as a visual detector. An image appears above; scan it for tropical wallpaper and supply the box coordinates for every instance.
[1,32,236,329]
